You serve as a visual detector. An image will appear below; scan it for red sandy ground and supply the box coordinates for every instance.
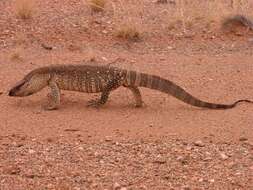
[0,1,252,190]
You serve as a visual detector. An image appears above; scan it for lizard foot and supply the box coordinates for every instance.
[134,103,143,108]
[43,104,59,111]
[86,99,103,108]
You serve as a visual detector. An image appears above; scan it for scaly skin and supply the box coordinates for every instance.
[8,64,253,110]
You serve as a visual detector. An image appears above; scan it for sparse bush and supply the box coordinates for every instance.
[115,24,141,41]
[10,51,23,61]
[89,0,106,12]
[15,0,34,19]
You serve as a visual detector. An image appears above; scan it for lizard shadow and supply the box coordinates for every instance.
[9,94,227,113]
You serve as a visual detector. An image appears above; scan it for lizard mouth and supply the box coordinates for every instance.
[8,89,15,96]
[8,80,26,96]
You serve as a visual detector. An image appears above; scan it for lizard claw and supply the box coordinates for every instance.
[86,99,102,108]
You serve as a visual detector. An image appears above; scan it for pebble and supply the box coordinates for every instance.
[182,185,191,190]
[4,165,21,175]
[185,145,192,151]
[154,158,166,164]
[248,38,253,42]
[105,136,112,142]
[28,149,35,154]
[77,146,84,150]
[113,182,121,190]
[220,152,229,160]
[239,137,248,141]
[194,140,205,147]
[203,156,212,161]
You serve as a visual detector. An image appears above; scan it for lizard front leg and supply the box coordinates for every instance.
[44,80,60,110]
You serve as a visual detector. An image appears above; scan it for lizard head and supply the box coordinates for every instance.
[9,72,49,97]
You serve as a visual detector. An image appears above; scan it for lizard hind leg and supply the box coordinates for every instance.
[86,90,110,108]
[86,79,121,108]
[125,86,143,107]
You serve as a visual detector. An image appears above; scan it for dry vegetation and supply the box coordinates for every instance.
[14,0,34,19]
[115,24,141,41]
[88,0,106,12]
[10,49,23,62]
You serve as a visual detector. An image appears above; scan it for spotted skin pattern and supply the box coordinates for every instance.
[8,64,253,110]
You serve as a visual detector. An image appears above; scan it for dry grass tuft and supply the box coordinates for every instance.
[14,0,34,19]
[10,51,23,62]
[115,24,141,41]
[89,0,106,12]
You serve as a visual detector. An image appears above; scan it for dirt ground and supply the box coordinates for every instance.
[0,0,253,190]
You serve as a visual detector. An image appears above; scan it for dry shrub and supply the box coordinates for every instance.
[10,50,23,62]
[115,24,141,41]
[14,0,34,19]
[112,1,143,42]
[169,0,253,34]
[89,0,106,12]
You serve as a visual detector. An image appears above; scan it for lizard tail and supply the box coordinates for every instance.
[124,71,253,109]
[222,14,253,30]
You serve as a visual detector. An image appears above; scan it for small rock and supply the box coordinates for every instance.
[120,187,127,190]
[177,156,188,164]
[64,128,79,132]
[153,156,166,164]
[167,46,173,50]
[28,149,35,154]
[239,137,248,141]
[3,165,21,175]
[203,157,212,161]
[46,137,54,142]
[209,179,215,183]
[228,161,236,168]
[235,172,241,176]
[156,0,168,4]
[220,152,228,160]
[113,182,121,190]
[248,38,253,42]
[185,145,192,151]
[194,140,205,147]
[182,185,191,190]
[77,146,84,151]
[105,136,112,142]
